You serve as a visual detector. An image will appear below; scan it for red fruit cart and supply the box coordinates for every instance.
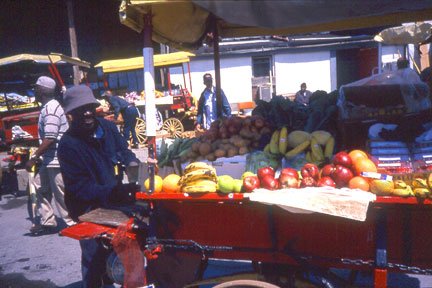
[62,191,432,288]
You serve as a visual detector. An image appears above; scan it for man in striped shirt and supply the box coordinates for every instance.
[25,76,75,235]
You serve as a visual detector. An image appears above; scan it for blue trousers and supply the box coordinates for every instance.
[79,238,112,287]
[122,106,139,145]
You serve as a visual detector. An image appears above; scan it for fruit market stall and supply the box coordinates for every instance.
[58,1,432,287]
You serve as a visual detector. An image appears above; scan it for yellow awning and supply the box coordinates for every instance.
[0,53,91,68]
[94,51,195,73]
[120,0,432,51]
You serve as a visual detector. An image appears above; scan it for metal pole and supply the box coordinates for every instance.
[143,13,157,194]
[211,14,223,117]
[188,62,192,93]
[66,0,80,85]
[378,43,382,74]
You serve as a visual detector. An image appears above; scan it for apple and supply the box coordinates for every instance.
[332,165,354,188]
[300,176,317,188]
[333,151,353,169]
[280,168,299,181]
[301,164,319,180]
[279,174,299,188]
[257,167,275,180]
[218,175,234,193]
[261,175,278,190]
[241,171,256,180]
[320,164,335,178]
[232,179,243,193]
[317,176,336,188]
[243,176,260,192]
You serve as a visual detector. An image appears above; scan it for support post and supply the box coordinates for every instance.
[143,13,157,194]
[211,14,223,117]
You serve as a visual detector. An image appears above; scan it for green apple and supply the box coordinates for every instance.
[232,179,243,193]
[241,171,256,180]
[218,175,234,193]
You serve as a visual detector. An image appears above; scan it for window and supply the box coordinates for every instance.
[252,56,272,78]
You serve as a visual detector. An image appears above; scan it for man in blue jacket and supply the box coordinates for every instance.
[103,90,139,148]
[196,73,231,130]
[58,85,140,287]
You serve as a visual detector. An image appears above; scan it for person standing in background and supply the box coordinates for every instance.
[294,82,312,106]
[25,76,75,235]
[196,73,231,130]
[103,90,139,148]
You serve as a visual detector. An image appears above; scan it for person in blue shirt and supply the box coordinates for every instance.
[196,73,231,130]
[103,90,139,148]
[58,85,140,287]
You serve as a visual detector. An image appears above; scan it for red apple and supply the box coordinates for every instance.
[279,174,299,188]
[320,164,336,178]
[257,167,275,180]
[332,165,354,188]
[280,168,299,181]
[261,175,278,190]
[333,151,353,169]
[243,176,260,192]
[300,176,317,188]
[317,176,336,188]
[301,164,319,180]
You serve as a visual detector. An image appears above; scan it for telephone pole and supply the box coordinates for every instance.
[67,0,80,85]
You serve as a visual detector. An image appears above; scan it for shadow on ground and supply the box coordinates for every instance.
[0,272,57,288]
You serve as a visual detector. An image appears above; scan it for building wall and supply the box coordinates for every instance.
[169,57,252,105]
[275,51,332,95]
[167,44,405,105]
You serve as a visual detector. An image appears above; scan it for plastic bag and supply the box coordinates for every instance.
[338,68,430,119]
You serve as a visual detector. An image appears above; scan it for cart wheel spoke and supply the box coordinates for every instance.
[162,118,184,139]
[134,118,147,144]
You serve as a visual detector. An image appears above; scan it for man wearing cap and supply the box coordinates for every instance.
[57,85,140,287]
[25,76,75,235]
[103,90,139,148]
[196,73,231,130]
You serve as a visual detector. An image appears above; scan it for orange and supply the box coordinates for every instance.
[348,176,370,192]
[144,175,163,193]
[348,150,368,164]
[352,157,377,175]
[162,174,181,193]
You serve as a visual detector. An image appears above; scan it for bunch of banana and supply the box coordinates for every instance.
[180,162,218,193]
[391,180,414,197]
[286,134,335,166]
[412,177,431,199]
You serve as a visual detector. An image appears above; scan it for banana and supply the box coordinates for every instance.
[305,150,313,163]
[310,137,324,161]
[263,143,271,154]
[311,130,332,146]
[413,187,430,199]
[278,126,288,154]
[428,173,432,189]
[182,182,217,193]
[392,186,414,197]
[184,162,216,175]
[269,130,280,154]
[285,140,311,159]
[324,136,335,159]
[412,178,429,189]
[181,170,217,186]
[394,180,408,189]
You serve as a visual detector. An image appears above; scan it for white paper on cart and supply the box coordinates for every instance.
[245,187,376,221]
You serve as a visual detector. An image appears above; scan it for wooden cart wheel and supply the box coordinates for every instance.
[162,117,184,138]
[134,117,147,144]
[213,280,281,288]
